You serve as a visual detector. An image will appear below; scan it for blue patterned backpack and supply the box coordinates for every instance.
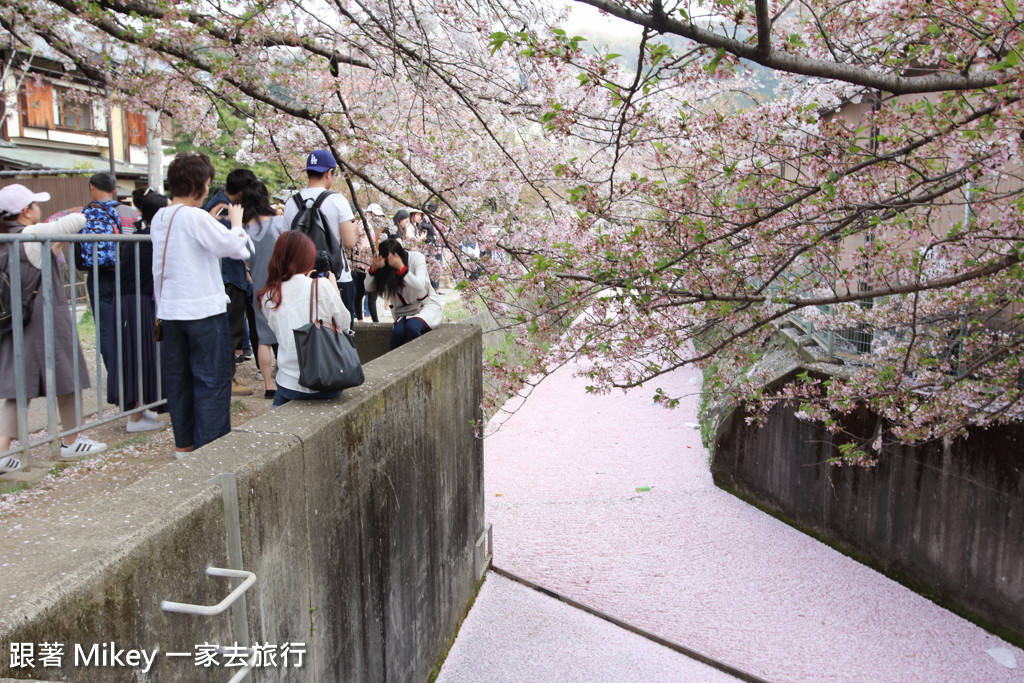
[75,201,121,270]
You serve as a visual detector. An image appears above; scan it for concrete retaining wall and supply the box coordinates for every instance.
[0,324,485,682]
[463,311,505,351]
[711,372,1024,642]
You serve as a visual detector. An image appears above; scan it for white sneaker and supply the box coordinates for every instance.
[0,454,23,475]
[143,410,161,421]
[60,436,108,459]
[127,416,164,433]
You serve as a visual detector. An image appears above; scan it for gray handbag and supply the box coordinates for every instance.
[293,277,364,392]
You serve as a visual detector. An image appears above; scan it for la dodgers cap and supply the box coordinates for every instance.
[306,149,337,173]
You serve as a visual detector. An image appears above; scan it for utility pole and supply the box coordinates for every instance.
[104,84,116,175]
[146,111,163,191]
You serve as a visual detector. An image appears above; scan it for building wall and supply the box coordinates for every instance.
[2,70,158,175]
[0,177,91,214]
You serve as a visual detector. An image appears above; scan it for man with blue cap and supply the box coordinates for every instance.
[283,149,358,328]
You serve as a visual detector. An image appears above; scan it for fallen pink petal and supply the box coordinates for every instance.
[441,360,1024,681]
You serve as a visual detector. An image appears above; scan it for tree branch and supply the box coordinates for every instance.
[573,0,1002,93]
[754,0,772,60]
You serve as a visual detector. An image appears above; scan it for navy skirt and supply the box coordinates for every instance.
[110,294,165,411]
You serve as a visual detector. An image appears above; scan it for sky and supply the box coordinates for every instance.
[561,0,643,40]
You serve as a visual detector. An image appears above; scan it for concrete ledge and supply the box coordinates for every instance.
[1,324,485,681]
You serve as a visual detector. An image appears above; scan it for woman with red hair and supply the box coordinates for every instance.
[258,231,351,408]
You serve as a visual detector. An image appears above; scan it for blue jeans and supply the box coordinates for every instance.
[338,279,357,331]
[352,270,378,322]
[272,384,342,408]
[390,317,430,350]
[86,269,117,402]
[161,314,232,450]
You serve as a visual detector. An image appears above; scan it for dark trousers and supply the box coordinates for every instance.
[225,283,247,377]
[272,384,342,408]
[338,279,357,331]
[86,269,117,401]
[244,287,260,366]
[431,249,442,290]
[390,317,430,350]
[161,314,232,450]
[352,270,378,322]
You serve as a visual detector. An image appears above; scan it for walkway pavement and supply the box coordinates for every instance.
[437,573,740,683]
[438,360,1024,682]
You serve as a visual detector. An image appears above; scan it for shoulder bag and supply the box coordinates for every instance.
[153,206,184,342]
[294,276,364,392]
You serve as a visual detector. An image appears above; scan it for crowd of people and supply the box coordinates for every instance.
[0,146,453,473]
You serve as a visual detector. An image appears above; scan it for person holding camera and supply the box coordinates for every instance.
[364,238,443,350]
[151,153,254,456]
[283,149,358,329]
[258,231,351,408]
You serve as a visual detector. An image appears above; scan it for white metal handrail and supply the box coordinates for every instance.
[216,644,258,683]
[161,567,256,617]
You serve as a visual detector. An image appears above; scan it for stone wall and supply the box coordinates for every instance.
[0,323,485,681]
[712,367,1024,642]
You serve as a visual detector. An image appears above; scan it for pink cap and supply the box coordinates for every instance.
[0,184,50,215]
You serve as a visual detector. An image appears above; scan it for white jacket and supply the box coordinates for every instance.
[364,251,443,329]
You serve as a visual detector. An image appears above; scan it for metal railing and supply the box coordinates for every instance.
[786,303,875,362]
[1,232,165,467]
[759,269,877,363]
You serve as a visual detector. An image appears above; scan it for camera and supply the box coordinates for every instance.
[314,249,335,277]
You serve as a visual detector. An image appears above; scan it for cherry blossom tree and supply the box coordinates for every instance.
[2,0,1022,458]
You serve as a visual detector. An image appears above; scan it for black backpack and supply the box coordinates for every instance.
[0,243,40,338]
[290,191,336,275]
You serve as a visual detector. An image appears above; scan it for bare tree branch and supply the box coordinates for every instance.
[574,0,1003,93]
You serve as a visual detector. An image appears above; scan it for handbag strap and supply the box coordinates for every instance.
[309,275,320,325]
[308,275,343,332]
[155,205,184,304]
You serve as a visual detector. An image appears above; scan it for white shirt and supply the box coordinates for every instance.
[150,204,254,321]
[282,188,355,282]
[262,275,351,393]
[24,213,86,269]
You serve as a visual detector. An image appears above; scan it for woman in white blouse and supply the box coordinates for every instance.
[258,231,351,408]
[150,153,253,456]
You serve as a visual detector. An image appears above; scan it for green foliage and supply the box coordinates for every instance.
[697,360,725,460]
[990,45,1023,71]
[48,462,71,477]
[172,103,293,198]
[830,441,870,466]
[443,298,475,322]
[0,481,29,496]
[652,386,680,408]
[489,31,510,55]
[112,434,150,450]
[77,308,95,340]
[705,47,727,74]
[483,331,519,365]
